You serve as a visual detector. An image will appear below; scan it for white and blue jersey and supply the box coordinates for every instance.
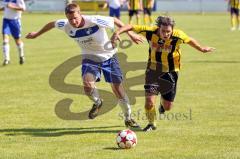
[2,0,26,19]
[106,0,121,17]
[2,0,25,38]
[55,15,123,83]
[55,15,116,62]
[106,0,121,9]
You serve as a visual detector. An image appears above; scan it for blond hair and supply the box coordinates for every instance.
[65,3,80,15]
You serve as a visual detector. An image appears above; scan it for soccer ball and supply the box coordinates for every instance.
[116,129,137,149]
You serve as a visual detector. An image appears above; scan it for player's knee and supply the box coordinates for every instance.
[145,100,155,110]
[162,101,173,111]
[118,95,129,105]
[145,103,154,110]
[17,41,23,46]
[3,39,9,45]
[83,86,94,95]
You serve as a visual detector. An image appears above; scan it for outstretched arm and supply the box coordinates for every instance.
[26,22,55,39]
[113,18,144,44]
[187,37,215,53]
[111,24,134,42]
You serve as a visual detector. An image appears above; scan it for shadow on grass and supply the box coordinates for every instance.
[185,60,240,63]
[103,147,123,151]
[0,126,124,137]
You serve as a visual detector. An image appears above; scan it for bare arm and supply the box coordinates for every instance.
[113,19,143,44]
[115,24,134,36]
[113,17,123,27]
[26,21,55,39]
[112,24,134,41]
[187,37,215,53]
[102,2,108,9]
[114,17,132,30]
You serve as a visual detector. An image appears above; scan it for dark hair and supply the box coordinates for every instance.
[65,3,80,15]
[156,16,175,28]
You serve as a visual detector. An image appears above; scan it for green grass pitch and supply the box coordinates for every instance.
[0,12,239,159]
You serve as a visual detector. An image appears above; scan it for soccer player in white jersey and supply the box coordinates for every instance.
[26,3,144,128]
[0,0,26,66]
[103,0,122,19]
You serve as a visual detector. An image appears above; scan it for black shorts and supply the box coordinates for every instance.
[144,69,178,102]
[231,8,239,16]
[129,10,140,16]
[143,8,152,15]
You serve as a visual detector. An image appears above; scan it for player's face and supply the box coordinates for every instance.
[66,11,82,28]
[159,25,173,41]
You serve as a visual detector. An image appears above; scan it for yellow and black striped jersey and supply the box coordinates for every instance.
[132,25,191,72]
[128,0,141,10]
[142,0,152,9]
[229,0,240,9]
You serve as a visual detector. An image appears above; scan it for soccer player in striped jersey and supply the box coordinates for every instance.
[227,0,240,30]
[0,0,26,66]
[127,0,142,24]
[111,16,215,131]
[142,0,154,25]
[26,3,144,128]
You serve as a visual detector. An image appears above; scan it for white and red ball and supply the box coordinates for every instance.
[116,129,137,149]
